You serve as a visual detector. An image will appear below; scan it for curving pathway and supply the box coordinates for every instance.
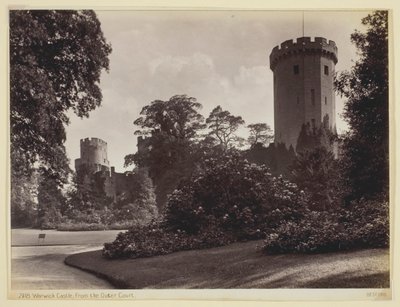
[11,229,124,290]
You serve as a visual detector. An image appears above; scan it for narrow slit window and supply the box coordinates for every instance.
[324,65,329,75]
[325,96,327,105]
[293,65,299,75]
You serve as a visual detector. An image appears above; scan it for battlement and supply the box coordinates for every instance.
[80,137,107,146]
[270,37,338,70]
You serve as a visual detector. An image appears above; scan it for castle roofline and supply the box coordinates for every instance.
[80,137,107,145]
[269,37,338,70]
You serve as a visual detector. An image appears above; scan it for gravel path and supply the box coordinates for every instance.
[10,229,123,290]
[11,245,114,290]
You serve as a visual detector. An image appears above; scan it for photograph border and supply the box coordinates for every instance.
[1,0,399,306]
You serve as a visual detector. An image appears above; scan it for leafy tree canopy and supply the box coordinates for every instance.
[247,123,273,147]
[133,95,205,140]
[10,10,112,180]
[335,11,388,200]
[206,105,245,149]
[126,95,206,209]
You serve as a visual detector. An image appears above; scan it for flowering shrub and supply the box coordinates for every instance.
[103,151,310,259]
[262,197,389,254]
[103,151,388,259]
[164,151,308,239]
[102,220,235,259]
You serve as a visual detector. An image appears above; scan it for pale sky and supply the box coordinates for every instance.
[64,10,372,172]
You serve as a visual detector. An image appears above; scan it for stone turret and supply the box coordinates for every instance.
[269,37,338,150]
[75,137,110,174]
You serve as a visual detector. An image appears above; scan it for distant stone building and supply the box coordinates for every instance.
[269,36,338,151]
[75,137,110,174]
[75,137,135,200]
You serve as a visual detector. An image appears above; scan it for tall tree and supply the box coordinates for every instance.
[290,147,342,210]
[37,168,65,229]
[133,95,205,140]
[125,95,205,209]
[10,10,111,226]
[335,11,388,200]
[126,95,205,171]
[247,123,273,147]
[206,105,245,150]
[10,10,112,180]
[114,168,158,225]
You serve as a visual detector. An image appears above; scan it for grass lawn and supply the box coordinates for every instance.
[65,240,389,289]
[11,228,126,246]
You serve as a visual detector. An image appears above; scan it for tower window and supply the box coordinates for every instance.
[325,96,327,105]
[311,89,315,106]
[324,65,329,75]
[293,65,299,75]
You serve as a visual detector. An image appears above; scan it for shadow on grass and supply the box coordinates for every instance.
[65,241,389,289]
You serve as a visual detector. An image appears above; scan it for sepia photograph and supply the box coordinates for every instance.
[5,3,395,303]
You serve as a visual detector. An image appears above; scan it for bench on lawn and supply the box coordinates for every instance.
[37,233,46,244]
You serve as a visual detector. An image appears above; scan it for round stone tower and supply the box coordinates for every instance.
[75,137,110,174]
[269,37,338,150]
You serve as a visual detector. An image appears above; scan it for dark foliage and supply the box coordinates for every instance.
[10,10,111,178]
[206,105,245,149]
[289,146,343,210]
[126,95,205,210]
[102,221,235,259]
[37,168,66,229]
[10,10,111,227]
[102,151,309,259]
[335,11,389,201]
[247,123,273,147]
[164,150,307,238]
[262,195,389,254]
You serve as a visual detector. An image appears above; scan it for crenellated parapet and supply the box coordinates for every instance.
[270,37,338,70]
[76,137,110,175]
[80,137,108,147]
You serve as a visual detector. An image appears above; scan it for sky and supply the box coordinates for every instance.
[64,10,372,172]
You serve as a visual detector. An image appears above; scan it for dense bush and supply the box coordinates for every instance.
[103,151,309,259]
[164,150,308,239]
[103,220,235,259]
[103,151,389,259]
[57,220,144,231]
[56,207,153,231]
[289,146,343,211]
[262,196,389,254]
[57,222,107,231]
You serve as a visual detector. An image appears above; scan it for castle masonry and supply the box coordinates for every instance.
[75,137,136,200]
[75,137,110,174]
[269,37,338,150]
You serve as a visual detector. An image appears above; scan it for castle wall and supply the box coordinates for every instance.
[75,137,138,201]
[80,137,110,167]
[320,56,336,132]
[273,53,306,148]
[270,37,338,150]
[75,137,110,174]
